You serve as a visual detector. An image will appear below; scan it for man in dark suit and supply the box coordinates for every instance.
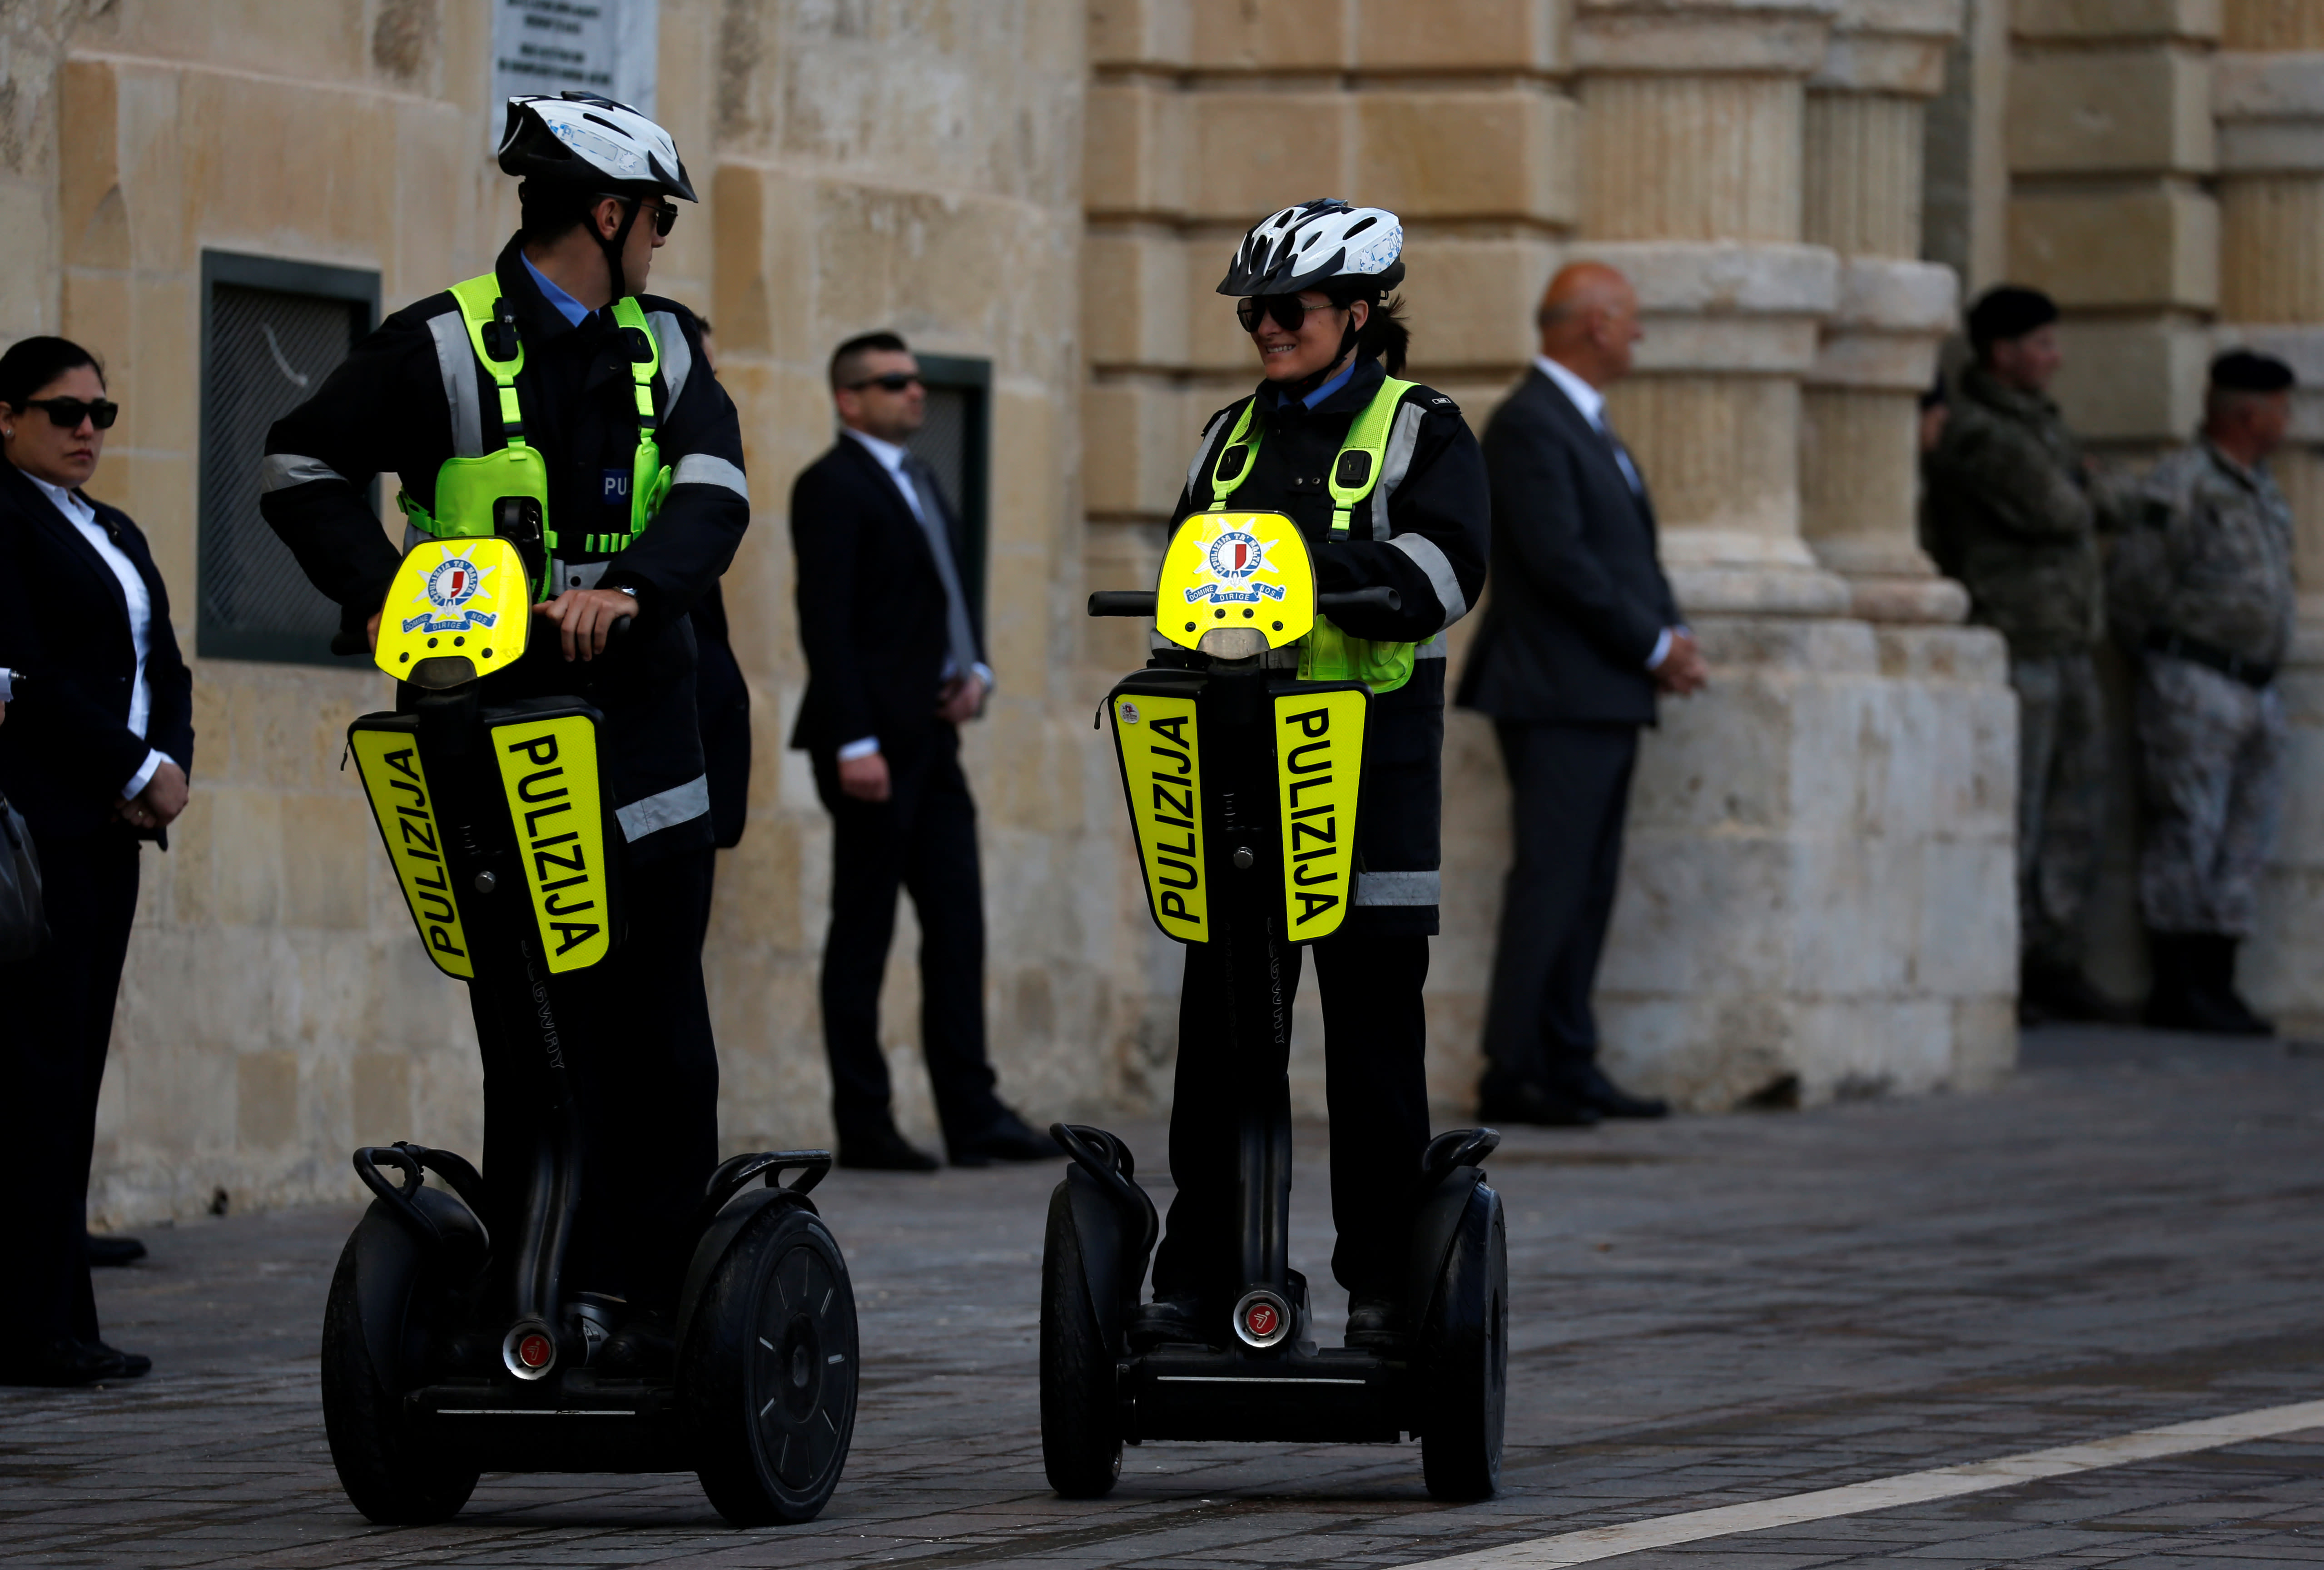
[1455,263,1707,1128]
[789,331,1055,1170]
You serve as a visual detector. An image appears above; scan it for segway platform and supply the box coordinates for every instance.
[320,537,859,1528]
[1057,513,1509,1501]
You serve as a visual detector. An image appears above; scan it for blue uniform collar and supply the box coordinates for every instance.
[1276,356,1361,410]
[521,252,593,328]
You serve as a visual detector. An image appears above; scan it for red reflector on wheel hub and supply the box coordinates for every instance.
[1231,1288,1293,1349]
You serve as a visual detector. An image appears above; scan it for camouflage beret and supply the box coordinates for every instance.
[1966,286,2059,350]
[2209,349,2295,393]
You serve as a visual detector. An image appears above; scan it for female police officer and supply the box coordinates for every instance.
[258,93,747,1370]
[1133,200,1490,1353]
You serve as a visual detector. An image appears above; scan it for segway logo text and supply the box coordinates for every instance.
[1272,691,1366,942]
[1112,691,1208,942]
[490,715,614,975]
[347,727,475,980]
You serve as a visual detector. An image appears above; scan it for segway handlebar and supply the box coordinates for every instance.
[1086,586,1402,618]
[333,613,635,661]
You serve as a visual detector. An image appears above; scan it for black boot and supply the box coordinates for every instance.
[2024,959,2130,1024]
[2202,934,2274,1037]
[1343,1295,1409,1354]
[2145,933,2248,1034]
[1129,1295,1217,1350]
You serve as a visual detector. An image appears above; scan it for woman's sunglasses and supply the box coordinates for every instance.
[1236,295,1339,334]
[19,396,119,430]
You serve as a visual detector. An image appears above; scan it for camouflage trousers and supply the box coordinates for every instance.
[2135,654,2288,937]
[2014,650,2106,968]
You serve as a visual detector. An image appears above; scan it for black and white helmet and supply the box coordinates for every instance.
[1217,199,1405,297]
[498,92,697,203]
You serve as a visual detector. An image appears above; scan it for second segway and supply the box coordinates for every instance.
[1042,510,1507,1501]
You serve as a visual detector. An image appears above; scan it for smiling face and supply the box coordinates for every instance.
[1,363,108,489]
[1248,290,1367,384]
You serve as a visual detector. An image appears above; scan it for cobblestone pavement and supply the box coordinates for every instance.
[6,1025,2324,1567]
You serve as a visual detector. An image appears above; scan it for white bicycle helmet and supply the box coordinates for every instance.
[498,92,697,202]
[1218,199,1405,297]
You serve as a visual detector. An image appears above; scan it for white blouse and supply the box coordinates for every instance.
[28,473,171,800]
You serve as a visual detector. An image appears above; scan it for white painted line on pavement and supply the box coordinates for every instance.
[1414,1397,2324,1568]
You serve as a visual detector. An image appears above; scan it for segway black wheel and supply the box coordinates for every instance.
[1040,1182,1123,1498]
[683,1201,859,1527]
[319,1226,479,1525]
[1419,1185,1508,1502]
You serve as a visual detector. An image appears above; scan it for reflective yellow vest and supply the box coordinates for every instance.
[1207,375,1419,693]
[397,274,673,597]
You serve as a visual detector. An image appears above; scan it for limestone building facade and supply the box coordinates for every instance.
[0,0,2311,1222]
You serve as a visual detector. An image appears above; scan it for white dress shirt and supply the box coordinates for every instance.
[29,474,172,799]
[834,427,992,761]
[1531,355,1682,673]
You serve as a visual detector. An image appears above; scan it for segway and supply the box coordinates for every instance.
[1046,512,1507,1500]
[319,535,858,1527]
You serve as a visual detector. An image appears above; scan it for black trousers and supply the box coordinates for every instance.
[1479,722,1640,1096]
[812,722,1002,1145]
[0,828,141,1346]
[1151,930,1433,1303]
[471,844,720,1313]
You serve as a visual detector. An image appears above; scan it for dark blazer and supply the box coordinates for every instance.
[690,581,751,849]
[787,434,985,755]
[1455,367,1681,727]
[0,461,195,836]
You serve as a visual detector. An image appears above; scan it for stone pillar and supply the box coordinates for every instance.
[2008,0,2220,454]
[1799,0,1967,624]
[1569,0,2017,1108]
[2214,1,2324,1034]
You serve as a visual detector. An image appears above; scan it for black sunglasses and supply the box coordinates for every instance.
[1236,295,1339,334]
[20,396,119,430]
[606,195,679,237]
[845,372,923,393]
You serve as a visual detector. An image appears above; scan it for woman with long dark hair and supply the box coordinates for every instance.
[0,335,190,1386]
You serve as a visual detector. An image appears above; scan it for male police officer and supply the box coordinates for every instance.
[1922,285,2129,1023]
[2110,351,2299,1035]
[1133,201,1490,1355]
[259,94,748,1366]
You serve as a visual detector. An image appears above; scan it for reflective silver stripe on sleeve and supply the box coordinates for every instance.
[1354,870,1440,906]
[1388,532,1469,629]
[1365,399,1428,540]
[259,453,348,492]
[1186,407,1234,497]
[1415,632,1448,660]
[548,558,612,592]
[427,310,485,457]
[670,452,750,502]
[616,774,711,842]
[647,310,693,413]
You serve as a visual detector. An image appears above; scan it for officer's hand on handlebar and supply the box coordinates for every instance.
[535,588,636,662]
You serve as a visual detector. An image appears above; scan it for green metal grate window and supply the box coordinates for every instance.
[903,353,992,622]
[197,252,379,666]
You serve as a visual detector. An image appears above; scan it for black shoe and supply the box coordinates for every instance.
[2202,935,2274,1037]
[948,1108,1063,1167]
[1478,1081,1599,1128]
[599,1310,675,1378]
[1574,1065,1668,1120]
[1130,1296,1218,1350]
[2144,934,2262,1035]
[88,1341,151,1377]
[2025,961,2130,1024]
[84,1234,147,1268]
[837,1124,942,1172]
[0,1337,135,1387]
[1343,1295,1408,1355]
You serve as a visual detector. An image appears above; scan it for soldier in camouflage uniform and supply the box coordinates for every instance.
[2108,350,2299,1036]
[1922,286,2130,1023]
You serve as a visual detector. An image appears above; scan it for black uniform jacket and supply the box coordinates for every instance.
[1455,366,1679,727]
[786,434,987,757]
[259,236,750,861]
[0,461,195,838]
[1173,356,1490,935]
